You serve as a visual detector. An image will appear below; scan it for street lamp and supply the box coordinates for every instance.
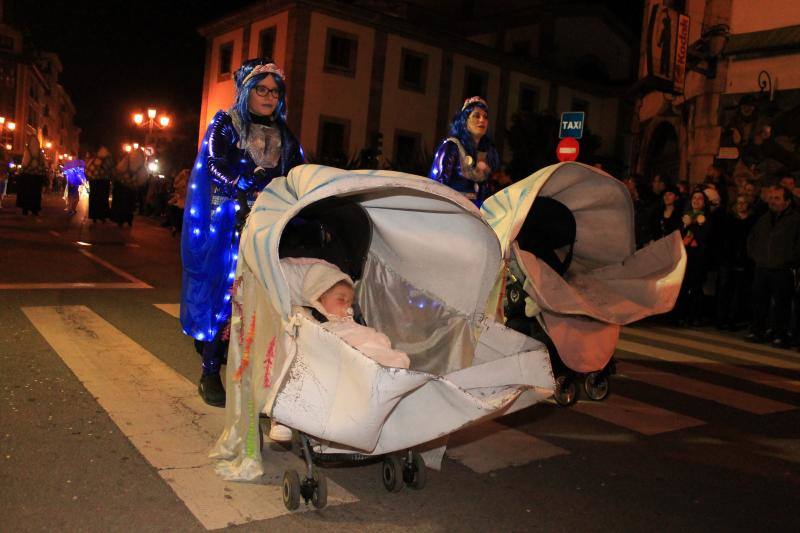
[131,107,171,151]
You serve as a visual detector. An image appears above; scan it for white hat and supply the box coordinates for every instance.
[302,263,354,318]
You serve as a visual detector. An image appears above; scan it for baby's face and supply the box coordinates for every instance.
[319,283,354,318]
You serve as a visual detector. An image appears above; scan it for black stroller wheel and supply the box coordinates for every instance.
[282,470,301,510]
[382,455,404,493]
[311,471,328,509]
[554,375,578,406]
[584,371,610,401]
[406,451,426,490]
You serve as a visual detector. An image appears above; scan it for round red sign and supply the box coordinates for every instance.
[556,137,580,162]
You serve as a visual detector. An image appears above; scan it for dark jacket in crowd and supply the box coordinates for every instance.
[747,206,800,269]
[719,212,757,269]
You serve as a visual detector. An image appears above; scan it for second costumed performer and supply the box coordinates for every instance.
[180,59,304,406]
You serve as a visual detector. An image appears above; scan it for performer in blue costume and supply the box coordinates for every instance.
[428,96,500,207]
[181,59,304,406]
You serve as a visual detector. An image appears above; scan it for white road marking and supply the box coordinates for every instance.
[616,339,800,394]
[648,325,800,358]
[624,328,800,372]
[447,420,568,473]
[77,249,152,288]
[23,306,357,529]
[49,230,61,237]
[0,282,151,289]
[155,303,181,319]
[571,394,704,435]
[617,361,794,414]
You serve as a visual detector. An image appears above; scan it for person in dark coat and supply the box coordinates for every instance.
[85,146,114,222]
[715,194,757,329]
[746,186,800,346]
[676,189,712,326]
[16,135,46,216]
[652,185,683,239]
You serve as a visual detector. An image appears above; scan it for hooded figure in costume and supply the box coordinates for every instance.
[85,146,114,222]
[429,96,500,207]
[16,135,47,216]
[180,58,304,407]
[111,148,146,227]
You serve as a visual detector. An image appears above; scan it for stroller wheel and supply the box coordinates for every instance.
[382,455,404,493]
[405,451,426,490]
[584,371,610,401]
[282,469,301,510]
[311,471,328,509]
[553,375,578,407]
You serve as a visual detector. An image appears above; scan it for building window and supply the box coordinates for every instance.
[27,105,37,128]
[324,29,358,77]
[463,67,488,100]
[399,48,428,93]
[42,125,48,138]
[518,84,539,113]
[218,41,234,81]
[393,130,422,173]
[258,27,276,60]
[571,97,590,116]
[511,40,530,58]
[43,104,49,117]
[317,116,350,166]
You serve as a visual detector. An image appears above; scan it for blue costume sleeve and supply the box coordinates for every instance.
[179,111,239,341]
[428,140,459,185]
[207,113,240,195]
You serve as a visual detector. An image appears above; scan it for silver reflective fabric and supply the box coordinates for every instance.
[357,253,477,376]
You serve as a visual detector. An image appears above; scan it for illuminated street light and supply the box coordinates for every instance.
[0,117,5,125]
[147,108,157,119]
[123,143,132,153]
[45,141,52,149]
[159,116,170,127]
[147,161,159,173]
[133,142,139,149]
[5,144,11,150]
[133,113,144,125]
[6,122,15,131]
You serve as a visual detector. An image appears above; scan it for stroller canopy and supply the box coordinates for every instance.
[241,165,502,322]
[482,162,635,270]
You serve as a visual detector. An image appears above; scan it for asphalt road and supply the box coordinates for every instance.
[1,193,799,532]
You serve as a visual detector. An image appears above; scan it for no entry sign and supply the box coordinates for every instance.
[556,137,580,162]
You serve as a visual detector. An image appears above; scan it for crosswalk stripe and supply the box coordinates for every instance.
[23,305,357,529]
[154,303,180,319]
[616,361,794,414]
[648,325,800,359]
[571,394,705,435]
[616,339,800,394]
[624,327,800,372]
[446,420,569,473]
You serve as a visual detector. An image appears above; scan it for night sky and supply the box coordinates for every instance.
[12,0,642,168]
[12,0,252,159]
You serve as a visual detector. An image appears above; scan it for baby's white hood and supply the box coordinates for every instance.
[301,263,354,319]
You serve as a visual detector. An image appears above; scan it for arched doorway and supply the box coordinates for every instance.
[646,121,680,183]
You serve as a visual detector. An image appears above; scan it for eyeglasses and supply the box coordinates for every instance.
[253,85,280,98]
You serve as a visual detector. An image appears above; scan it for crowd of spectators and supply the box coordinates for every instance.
[626,164,800,349]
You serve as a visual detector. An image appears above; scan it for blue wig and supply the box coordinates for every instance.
[232,58,288,133]
[448,102,500,171]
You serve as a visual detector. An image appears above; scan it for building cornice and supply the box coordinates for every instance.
[198,0,627,97]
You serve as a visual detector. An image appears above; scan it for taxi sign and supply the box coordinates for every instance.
[559,111,585,139]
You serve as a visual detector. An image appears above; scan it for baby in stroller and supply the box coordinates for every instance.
[269,258,412,441]
[298,261,411,370]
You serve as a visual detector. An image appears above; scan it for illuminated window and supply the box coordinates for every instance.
[324,29,358,77]
[399,48,428,93]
